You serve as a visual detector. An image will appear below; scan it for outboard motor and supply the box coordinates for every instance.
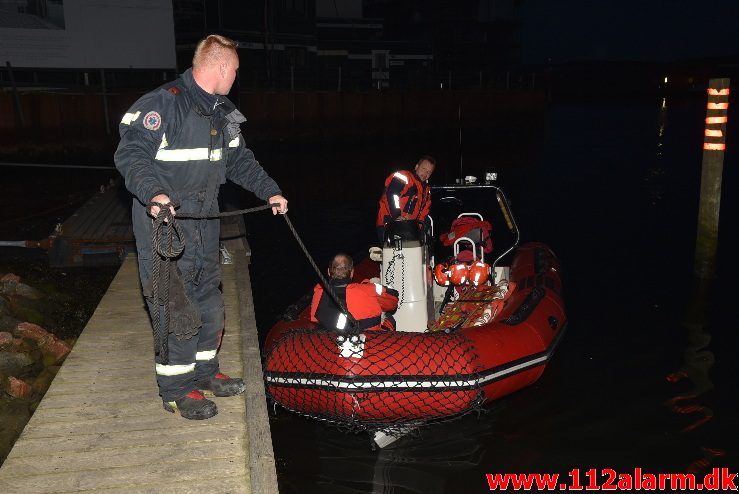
[380,221,433,332]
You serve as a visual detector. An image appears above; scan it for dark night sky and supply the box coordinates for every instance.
[522,0,739,64]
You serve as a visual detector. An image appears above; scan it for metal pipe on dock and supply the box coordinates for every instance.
[0,239,51,249]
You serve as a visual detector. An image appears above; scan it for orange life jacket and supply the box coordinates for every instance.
[310,279,399,331]
[376,170,431,227]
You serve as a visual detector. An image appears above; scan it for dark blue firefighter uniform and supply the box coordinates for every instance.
[114,68,281,402]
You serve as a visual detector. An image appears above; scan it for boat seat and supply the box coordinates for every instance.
[439,214,493,263]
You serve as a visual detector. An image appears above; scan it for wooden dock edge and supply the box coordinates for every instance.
[229,225,280,494]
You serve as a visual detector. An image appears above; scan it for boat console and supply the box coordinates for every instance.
[380,184,520,332]
[380,220,434,332]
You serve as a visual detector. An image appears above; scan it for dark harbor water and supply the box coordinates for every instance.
[245,94,739,492]
[0,92,737,491]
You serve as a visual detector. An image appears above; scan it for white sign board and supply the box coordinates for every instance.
[0,0,175,69]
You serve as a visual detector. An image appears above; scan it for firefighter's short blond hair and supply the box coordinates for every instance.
[193,34,238,70]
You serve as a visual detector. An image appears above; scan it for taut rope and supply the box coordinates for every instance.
[149,201,358,361]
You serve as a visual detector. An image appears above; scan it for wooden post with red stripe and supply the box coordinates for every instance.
[695,77,730,278]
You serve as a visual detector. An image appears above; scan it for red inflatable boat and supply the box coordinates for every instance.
[263,184,566,442]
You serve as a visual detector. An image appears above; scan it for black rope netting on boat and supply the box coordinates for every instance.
[264,328,487,436]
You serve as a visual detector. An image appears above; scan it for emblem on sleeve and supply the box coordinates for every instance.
[143,111,162,130]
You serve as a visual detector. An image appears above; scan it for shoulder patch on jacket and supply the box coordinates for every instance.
[167,86,181,95]
[143,111,162,130]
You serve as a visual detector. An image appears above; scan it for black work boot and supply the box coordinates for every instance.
[197,372,246,397]
[163,390,218,419]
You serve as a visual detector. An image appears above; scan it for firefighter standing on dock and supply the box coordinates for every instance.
[114,34,288,420]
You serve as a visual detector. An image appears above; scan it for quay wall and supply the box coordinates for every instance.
[0,89,545,160]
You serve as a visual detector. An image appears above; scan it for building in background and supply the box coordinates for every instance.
[172,0,524,91]
[0,1,525,92]
[174,1,317,91]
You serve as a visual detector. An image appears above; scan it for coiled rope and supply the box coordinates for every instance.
[150,201,358,362]
[149,203,187,364]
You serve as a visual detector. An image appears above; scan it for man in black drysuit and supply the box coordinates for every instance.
[114,34,288,420]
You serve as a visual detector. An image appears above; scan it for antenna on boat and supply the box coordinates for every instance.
[458,103,463,182]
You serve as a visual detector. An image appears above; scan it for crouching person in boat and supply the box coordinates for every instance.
[311,253,399,332]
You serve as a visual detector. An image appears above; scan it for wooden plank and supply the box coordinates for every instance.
[59,193,98,238]
[44,377,157,390]
[32,386,247,412]
[44,368,240,392]
[23,399,170,420]
[104,196,131,240]
[7,424,246,457]
[89,193,126,239]
[46,360,145,378]
[53,341,244,369]
[64,189,117,239]
[78,187,122,239]
[15,404,244,438]
[0,440,247,477]
[38,389,157,405]
[235,249,280,494]
[88,475,249,494]
[79,196,112,239]
[0,456,246,493]
[221,215,251,257]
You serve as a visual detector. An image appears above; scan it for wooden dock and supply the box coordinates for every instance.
[46,183,254,268]
[0,225,278,493]
[48,183,136,268]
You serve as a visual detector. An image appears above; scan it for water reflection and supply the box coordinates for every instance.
[644,96,668,206]
[665,276,727,475]
[271,401,512,494]
[310,414,496,494]
[368,422,489,494]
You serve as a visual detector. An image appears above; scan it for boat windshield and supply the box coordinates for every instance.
[429,184,519,269]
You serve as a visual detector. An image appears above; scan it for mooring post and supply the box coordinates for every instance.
[694,77,730,279]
